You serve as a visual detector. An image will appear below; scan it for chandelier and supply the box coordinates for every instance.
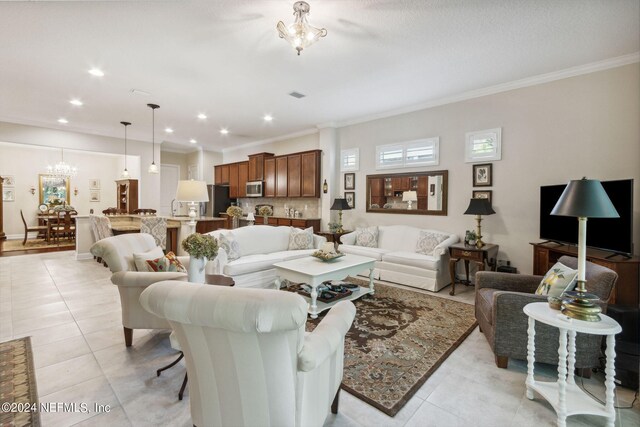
[276,1,327,56]
[46,148,77,178]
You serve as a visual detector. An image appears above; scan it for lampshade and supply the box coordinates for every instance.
[246,212,255,221]
[176,180,209,202]
[402,191,417,202]
[330,198,351,211]
[551,178,619,218]
[464,198,495,215]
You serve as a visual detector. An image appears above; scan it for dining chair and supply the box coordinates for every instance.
[140,217,167,250]
[50,210,76,244]
[20,209,49,245]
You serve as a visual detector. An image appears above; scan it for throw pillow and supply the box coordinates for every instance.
[133,246,164,271]
[535,262,578,297]
[288,227,314,250]
[355,226,379,248]
[219,232,241,261]
[145,251,187,273]
[416,231,450,256]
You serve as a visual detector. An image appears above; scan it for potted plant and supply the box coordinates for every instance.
[226,206,243,229]
[181,233,219,283]
[258,205,273,224]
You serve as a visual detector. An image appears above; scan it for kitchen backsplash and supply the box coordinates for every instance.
[236,198,321,218]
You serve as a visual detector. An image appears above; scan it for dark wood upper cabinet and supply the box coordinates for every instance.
[287,154,301,197]
[214,166,222,184]
[275,157,288,197]
[228,163,239,198]
[220,165,230,185]
[248,152,274,182]
[301,150,320,197]
[238,161,248,198]
[264,157,276,197]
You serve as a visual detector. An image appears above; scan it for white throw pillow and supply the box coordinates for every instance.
[355,226,379,248]
[416,231,449,256]
[535,262,578,297]
[288,227,314,250]
[219,232,241,261]
[133,246,164,271]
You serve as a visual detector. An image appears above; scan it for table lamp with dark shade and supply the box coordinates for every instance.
[330,198,351,233]
[464,198,495,248]
[551,177,619,321]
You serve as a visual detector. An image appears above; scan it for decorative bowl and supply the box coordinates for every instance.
[311,251,345,262]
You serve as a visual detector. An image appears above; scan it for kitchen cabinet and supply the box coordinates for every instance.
[214,166,222,184]
[264,157,276,197]
[238,161,248,198]
[229,163,239,198]
[248,152,274,182]
[116,179,138,214]
[287,154,301,197]
[301,150,320,197]
[391,177,410,192]
[276,157,288,197]
[215,164,230,185]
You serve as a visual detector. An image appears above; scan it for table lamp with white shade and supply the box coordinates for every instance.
[176,180,209,231]
[402,191,417,210]
[246,212,255,225]
[551,177,619,321]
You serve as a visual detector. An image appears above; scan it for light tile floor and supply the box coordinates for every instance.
[0,251,638,426]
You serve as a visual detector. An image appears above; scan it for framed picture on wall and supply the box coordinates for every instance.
[2,176,15,187]
[472,163,492,187]
[89,179,100,190]
[2,188,15,202]
[89,190,100,202]
[472,190,492,204]
[344,191,355,209]
[344,173,355,190]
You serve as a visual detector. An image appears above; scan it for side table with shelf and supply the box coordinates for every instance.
[448,242,499,295]
[523,302,621,427]
[317,230,352,250]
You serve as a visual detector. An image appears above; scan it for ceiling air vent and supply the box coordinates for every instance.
[289,91,306,99]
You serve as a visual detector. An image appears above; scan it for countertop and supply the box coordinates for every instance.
[219,213,321,220]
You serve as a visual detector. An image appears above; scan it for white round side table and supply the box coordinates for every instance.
[523,302,621,427]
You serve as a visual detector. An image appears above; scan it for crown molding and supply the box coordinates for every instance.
[222,127,319,153]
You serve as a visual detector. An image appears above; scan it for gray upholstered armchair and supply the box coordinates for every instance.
[475,256,617,371]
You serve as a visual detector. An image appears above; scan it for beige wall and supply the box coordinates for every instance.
[222,132,319,163]
[337,63,640,274]
[202,150,223,184]
[160,151,189,180]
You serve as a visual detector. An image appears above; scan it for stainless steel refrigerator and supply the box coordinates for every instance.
[200,185,232,217]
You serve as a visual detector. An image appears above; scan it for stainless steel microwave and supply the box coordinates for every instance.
[246,181,263,197]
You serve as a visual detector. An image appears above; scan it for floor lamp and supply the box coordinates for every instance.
[551,178,619,321]
[176,180,209,234]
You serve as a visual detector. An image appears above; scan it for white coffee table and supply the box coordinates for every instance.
[273,254,376,318]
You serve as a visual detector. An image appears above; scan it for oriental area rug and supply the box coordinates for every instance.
[304,278,477,417]
[0,337,41,426]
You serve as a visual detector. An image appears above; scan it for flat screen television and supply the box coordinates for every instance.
[539,179,634,255]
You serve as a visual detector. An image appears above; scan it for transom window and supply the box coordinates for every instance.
[375,138,439,169]
[465,128,502,162]
[340,148,359,171]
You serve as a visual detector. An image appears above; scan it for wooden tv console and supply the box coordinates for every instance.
[531,242,639,306]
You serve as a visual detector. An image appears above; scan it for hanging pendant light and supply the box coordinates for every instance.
[276,1,327,56]
[46,147,78,178]
[147,103,160,174]
[120,121,131,178]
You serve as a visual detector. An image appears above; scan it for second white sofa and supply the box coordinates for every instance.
[339,225,459,292]
[206,225,327,289]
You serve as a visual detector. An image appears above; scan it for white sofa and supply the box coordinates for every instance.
[339,225,459,292]
[206,225,327,289]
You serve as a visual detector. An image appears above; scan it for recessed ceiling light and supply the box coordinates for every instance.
[88,68,104,77]
[189,139,197,144]
[165,127,174,133]
[220,128,229,135]
[197,113,207,120]
[69,99,83,106]
[58,118,68,124]
[263,114,273,122]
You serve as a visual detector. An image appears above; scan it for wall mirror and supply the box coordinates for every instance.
[365,170,448,215]
[39,174,70,205]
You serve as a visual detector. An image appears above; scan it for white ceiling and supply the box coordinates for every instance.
[0,0,638,153]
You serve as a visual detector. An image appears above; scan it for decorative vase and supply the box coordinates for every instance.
[263,215,268,225]
[188,256,207,283]
[232,216,239,229]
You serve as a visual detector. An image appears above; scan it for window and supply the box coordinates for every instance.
[375,138,440,169]
[465,128,502,162]
[340,148,359,171]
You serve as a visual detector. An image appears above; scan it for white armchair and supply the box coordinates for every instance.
[140,281,356,427]
[90,233,188,346]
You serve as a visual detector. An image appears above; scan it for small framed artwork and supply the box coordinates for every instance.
[2,176,15,187]
[89,190,100,202]
[344,191,355,209]
[473,163,493,187]
[472,190,493,204]
[89,179,100,190]
[2,188,15,202]
[344,173,355,190]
